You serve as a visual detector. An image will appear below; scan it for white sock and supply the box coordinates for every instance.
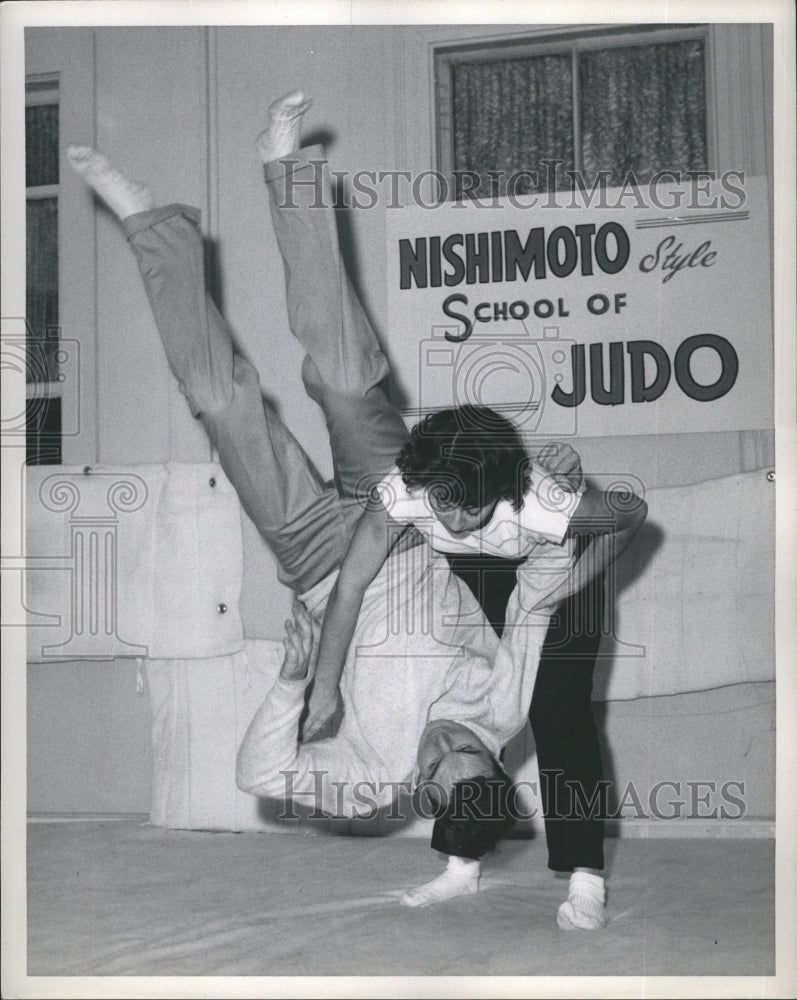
[256,90,313,164]
[400,856,480,908]
[557,871,606,930]
[67,145,154,220]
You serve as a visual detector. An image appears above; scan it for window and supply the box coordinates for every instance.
[25,76,61,465]
[436,25,709,199]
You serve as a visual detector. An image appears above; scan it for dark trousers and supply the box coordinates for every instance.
[448,551,606,873]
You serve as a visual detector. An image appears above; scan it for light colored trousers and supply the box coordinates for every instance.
[122,146,409,594]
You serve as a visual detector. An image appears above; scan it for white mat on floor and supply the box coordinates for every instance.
[26,821,775,978]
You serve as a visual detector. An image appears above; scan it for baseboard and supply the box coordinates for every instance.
[27,812,151,824]
[507,816,775,839]
[26,812,775,838]
[608,817,774,838]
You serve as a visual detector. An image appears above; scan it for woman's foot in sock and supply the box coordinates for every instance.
[256,90,313,164]
[400,856,480,908]
[556,871,607,929]
[67,146,154,220]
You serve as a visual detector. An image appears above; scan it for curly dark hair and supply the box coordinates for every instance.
[395,405,530,512]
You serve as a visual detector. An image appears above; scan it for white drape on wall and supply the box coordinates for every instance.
[595,467,776,700]
[25,463,245,661]
[140,466,776,832]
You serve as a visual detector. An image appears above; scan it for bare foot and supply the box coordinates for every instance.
[255,90,313,164]
[67,145,154,220]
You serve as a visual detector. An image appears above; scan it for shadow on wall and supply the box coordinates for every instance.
[611,518,666,595]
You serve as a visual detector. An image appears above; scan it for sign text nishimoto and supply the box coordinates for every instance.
[386,178,772,438]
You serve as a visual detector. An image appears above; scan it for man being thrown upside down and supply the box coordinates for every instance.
[67,90,646,919]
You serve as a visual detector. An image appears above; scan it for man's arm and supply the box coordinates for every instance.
[302,504,404,739]
[236,603,317,797]
[540,488,648,608]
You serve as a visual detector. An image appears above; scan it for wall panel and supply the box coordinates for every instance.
[93,26,210,464]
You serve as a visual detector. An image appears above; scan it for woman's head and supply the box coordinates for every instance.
[395,406,530,532]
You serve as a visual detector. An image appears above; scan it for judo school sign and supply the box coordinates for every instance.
[386,176,772,437]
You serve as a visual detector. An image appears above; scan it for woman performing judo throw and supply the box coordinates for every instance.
[67,89,646,920]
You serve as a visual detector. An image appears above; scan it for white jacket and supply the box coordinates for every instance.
[236,538,572,818]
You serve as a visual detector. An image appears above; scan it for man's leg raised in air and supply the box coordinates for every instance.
[257,92,409,521]
[67,145,349,596]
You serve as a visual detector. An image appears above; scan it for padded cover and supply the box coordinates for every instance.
[25,462,244,661]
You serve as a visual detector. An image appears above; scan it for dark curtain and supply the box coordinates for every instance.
[25,103,60,384]
[452,54,574,198]
[449,39,707,195]
[25,198,59,383]
[25,103,59,187]
[579,40,707,185]
[25,100,61,462]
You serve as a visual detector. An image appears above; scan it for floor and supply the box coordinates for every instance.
[26,820,774,979]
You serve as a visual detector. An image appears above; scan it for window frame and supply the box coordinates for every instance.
[24,28,97,466]
[434,23,715,187]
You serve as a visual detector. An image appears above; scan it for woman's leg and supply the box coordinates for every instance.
[67,146,348,595]
[530,572,607,873]
[529,570,608,927]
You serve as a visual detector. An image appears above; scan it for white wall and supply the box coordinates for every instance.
[25,23,775,820]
